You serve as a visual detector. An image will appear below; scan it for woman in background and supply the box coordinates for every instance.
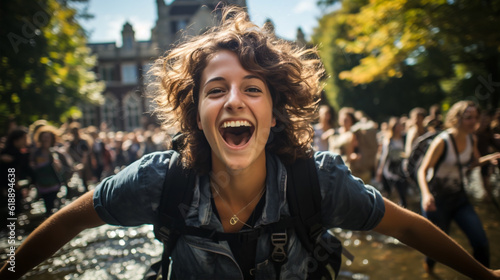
[30,126,67,216]
[418,100,500,274]
[377,117,408,207]
[313,104,336,151]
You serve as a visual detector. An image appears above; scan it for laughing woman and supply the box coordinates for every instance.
[1,7,500,280]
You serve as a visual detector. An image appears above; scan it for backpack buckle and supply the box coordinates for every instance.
[271,232,288,263]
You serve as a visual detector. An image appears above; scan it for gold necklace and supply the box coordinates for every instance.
[211,184,266,227]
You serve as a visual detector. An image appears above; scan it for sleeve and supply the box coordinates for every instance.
[315,151,385,231]
[92,151,175,226]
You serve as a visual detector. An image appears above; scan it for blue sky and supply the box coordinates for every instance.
[79,0,324,45]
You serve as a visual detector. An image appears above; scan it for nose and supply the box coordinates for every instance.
[224,87,245,111]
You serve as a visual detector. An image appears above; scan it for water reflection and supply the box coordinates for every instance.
[1,169,499,280]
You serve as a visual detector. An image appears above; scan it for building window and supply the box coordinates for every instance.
[171,19,189,33]
[123,92,142,131]
[121,64,137,84]
[101,93,119,131]
[178,20,188,31]
[99,65,115,81]
[79,103,97,127]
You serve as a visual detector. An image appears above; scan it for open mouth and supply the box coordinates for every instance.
[219,120,255,148]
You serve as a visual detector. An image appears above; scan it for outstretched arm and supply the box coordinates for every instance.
[374,198,500,280]
[0,191,105,280]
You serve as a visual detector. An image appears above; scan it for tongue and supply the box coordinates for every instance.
[224,131,251,146]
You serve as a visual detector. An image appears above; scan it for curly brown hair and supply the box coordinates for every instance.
[149,6,324,174]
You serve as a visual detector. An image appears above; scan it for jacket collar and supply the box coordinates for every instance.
[193,152,288,228]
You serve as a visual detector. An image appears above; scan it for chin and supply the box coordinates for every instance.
[223,157,253,172]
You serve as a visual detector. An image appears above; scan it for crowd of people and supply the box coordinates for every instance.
[1,103,499,238]
[313,104,500,208]
[1,103,499,228]
[312,102,500,275]
[0,120,171,217]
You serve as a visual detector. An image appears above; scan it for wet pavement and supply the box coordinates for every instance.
[1,168,499,280]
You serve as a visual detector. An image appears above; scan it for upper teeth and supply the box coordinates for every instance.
[222,120,251,128]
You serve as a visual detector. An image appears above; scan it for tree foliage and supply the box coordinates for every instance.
[313,0,500,120]
[0,0,103,131]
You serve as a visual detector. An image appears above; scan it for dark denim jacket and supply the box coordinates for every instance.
[94,151,385,279]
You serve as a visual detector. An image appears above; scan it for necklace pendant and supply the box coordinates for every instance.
[230,215,239,226]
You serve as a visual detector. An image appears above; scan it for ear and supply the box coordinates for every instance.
[271,116,276,127]
[197,112,203,130]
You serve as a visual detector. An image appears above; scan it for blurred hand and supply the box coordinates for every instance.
[349,152,360,162]
[489,152,500,165]
[74,163,84,171]
[422,193,436,212]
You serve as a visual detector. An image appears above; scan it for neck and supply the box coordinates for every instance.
[210,154,267,205]
[449,127,468,139]
[319,121,331,130]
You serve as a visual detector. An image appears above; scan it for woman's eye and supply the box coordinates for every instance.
[246,87,262,93]
[207,88,224,95]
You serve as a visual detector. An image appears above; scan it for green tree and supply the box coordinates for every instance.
[313,0,500,119]
[313,0,445,121]
[0,0,103,132]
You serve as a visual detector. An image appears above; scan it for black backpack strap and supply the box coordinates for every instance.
[150,151,197,279]
[448,133,467,190]
[286,157,323,248]
[433,132,448,176]
[282,157,344,279]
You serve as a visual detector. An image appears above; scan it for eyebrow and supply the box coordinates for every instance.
[203,75,264,87]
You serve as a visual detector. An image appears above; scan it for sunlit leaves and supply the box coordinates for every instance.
[330,0,500,88]
[0,0,103,130]
[313,0,500,114]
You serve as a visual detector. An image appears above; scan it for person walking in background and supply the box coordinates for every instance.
[123,132,141,165]
[67,123,91,190]
[474,109,500,201]
[351,110,379,183]
[87,126,111,182]
[109,131,129,172]
[405,107,427,157]
[0,127,32,218]
[424,104,444,133]
[418,100,500,274]
[377,117,408,207]
[491,108,500,149]
[328,107,359,167]
[27,119,48,155]
[30,126,67,217]
[313,104,336,151]
[142,130,160,156]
